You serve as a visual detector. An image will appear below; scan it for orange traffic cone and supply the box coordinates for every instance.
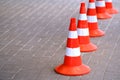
[87,0,105,37]
[105,0,118,14]
[77,2,97,52]
[95,0,112,19]
[55,18,90,76]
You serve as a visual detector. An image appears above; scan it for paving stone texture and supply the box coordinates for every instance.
[0,0,120,80]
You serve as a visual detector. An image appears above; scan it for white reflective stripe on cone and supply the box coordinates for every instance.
[66,47,81,57]
[87,16,97,22]
[96,1,105,7]
[79,14,87,20]
[68,31,78,38]
[105,0,112,2]
[88,3,95,9]
[77,28,89,36]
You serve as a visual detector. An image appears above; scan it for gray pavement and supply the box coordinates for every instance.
[0,0,120,80]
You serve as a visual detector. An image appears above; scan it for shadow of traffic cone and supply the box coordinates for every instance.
[77,2,97,52]
[95,0,112,19]
[87,0,105,37]
[55,18,91,76]
[105,0,118,14]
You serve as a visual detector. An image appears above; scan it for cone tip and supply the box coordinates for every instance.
[89,0,94,2]
[80,2,86,14]
[81,2,85,7]
[70,18,76,23]
[69,18,77,31]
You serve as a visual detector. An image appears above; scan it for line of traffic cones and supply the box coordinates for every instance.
[96,0,118,19]
[54,0,118,76]
[96,0,112,19]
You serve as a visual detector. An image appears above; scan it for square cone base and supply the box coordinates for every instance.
[80,43,97,52]
[89,29,105,37]
[55,64,90,76]
[97,12,112,19]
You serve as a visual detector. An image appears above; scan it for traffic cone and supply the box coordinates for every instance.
[105,0,118,14]
[55,18,91,76]
[77,2,97,52]
[95,0,112,19]
[87,0,105,37]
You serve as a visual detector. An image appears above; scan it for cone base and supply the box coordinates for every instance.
[89,29,105,37]
[80,43,97,52]
[106,8,118,14]
[55,64,91,76]
[97,12,112,19]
